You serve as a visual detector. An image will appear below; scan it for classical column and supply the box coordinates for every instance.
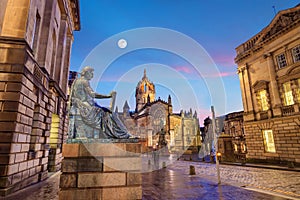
[238,68,248,112]
[265,53,282,116]
[61,33,73,94]
[55,15,67,88]
[243,64,256,121]
[291,79,299,113]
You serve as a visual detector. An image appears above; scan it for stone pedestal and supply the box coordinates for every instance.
[59,139,142,200]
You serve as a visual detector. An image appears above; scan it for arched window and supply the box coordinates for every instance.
[153,109,165,133]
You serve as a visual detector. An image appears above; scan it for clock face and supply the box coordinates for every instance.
[117,39,127,48]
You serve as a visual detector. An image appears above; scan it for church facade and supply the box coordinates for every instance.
[118,70,201,152]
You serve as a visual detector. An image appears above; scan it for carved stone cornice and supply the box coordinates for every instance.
[235,4,300,64]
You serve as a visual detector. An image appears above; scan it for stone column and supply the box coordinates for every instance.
[61,33,73,95]
[55,16,67,88]
[265,53,282,116]
[238,68,248,112]
[243,65,255,121]
[291,79,299,113]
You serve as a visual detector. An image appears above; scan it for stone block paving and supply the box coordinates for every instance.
[2,159,300,200]
[168,161,300,199]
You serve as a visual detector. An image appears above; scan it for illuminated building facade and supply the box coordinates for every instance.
[235,4,300,165]
[118,70,201,152]
[0,0,80,196]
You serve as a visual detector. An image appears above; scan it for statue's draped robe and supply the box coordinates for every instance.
[70,77,130,139]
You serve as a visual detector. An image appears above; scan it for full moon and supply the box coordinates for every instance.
[117,39,127,49]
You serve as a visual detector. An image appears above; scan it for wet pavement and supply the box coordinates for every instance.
[169,160,300,199]
[143,169,288,200]
[1,172,60,200]
[1,158,299,200]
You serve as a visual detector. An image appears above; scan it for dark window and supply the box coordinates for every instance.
[292,46,300,63]
[277,53,287,69]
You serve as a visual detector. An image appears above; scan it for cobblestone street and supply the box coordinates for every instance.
[166,160,300,199]
[2,158,300,200]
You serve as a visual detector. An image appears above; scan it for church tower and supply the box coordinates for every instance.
[135,69,155,111]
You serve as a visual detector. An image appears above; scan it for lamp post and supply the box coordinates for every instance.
[211,106,221,184]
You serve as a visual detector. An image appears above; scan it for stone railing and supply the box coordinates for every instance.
[260,111,269,120]
[281,105,295,116]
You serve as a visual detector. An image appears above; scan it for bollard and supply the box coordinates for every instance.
[189,165,196,175]
[162,161,166,168]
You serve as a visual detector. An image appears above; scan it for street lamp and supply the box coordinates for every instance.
[216,152,222,161]
[211,106,221,184]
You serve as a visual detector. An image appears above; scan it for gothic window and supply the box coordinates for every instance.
[292,45,300,63]
[152,109,165,133]
[262,130,276,153]
[283,81,294,106]
[258,90,269,111]
[276,53,287,69]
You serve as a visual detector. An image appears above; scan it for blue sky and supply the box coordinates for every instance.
[70,0,299,122]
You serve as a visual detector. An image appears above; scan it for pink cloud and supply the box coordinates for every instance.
[203,71,236,78]
[212,54,235,67]
[174,66,193,74]
[198,108,211,123]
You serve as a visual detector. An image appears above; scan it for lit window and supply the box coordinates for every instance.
[297,79,300,102]
[50,114,60,148]
[292,46,300,63]
[234,144,238,152]
[262,130,276,153]
[258,90,269,111]
[277,53,287,69]
[283,82,294,106]
[242,144,247,152]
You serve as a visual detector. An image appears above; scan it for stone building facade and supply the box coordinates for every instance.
[235,4,300,165]
[118,70,200,152]
[0,0,80,196]
[218,111,246,162]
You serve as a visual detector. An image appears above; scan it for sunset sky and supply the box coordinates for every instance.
[69,0,299,122]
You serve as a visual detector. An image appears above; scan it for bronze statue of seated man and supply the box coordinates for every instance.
[68,66,132,139]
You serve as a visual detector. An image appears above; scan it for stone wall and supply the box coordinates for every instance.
[0,40,51,196]
[245,115,300,164]
[59,141,142,200]
[0,0,80,196]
